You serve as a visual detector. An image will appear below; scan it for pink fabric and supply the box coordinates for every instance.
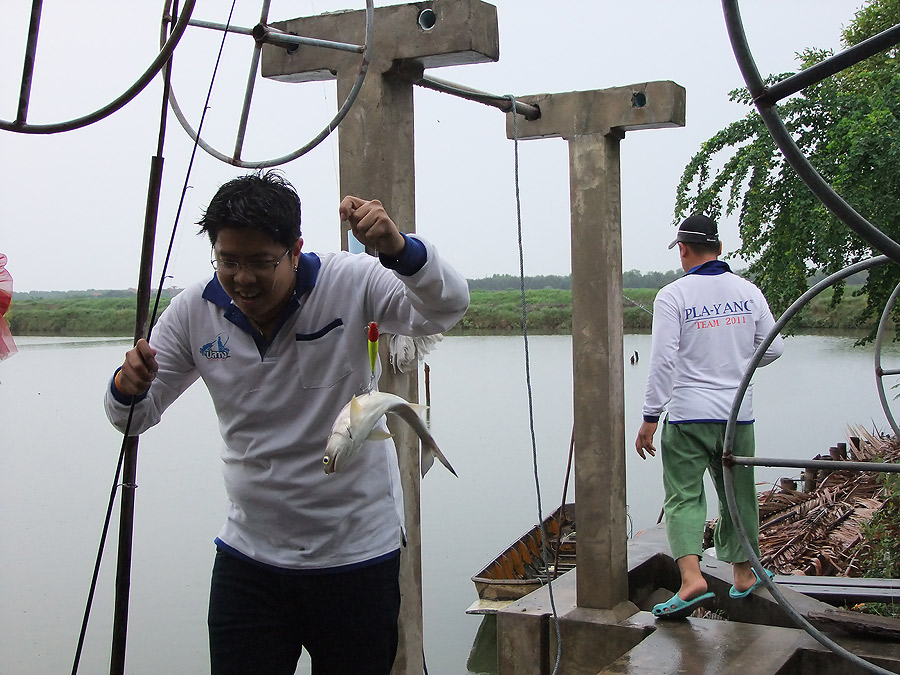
[0,253,17,360]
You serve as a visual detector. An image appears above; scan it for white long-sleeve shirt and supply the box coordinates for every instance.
[642,260,783,424]
[105,236,468,570]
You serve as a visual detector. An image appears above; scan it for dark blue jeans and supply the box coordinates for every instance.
[208,549,400,675]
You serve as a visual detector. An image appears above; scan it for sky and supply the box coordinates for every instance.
[0,0,857,292]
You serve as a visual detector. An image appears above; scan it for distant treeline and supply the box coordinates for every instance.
[467,269,867,291]
[468,270,684,291]
[454,286,874,335]
[13,268,864,299]
[7,279,871,337]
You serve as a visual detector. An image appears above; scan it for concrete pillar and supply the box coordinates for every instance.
[570,131,629,609]
[507,82,685,610]
[260,3,499,672]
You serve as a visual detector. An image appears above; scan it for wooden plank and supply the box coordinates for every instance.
[777,576,900,603]
[780,576,900,589]
[808,609,900,639]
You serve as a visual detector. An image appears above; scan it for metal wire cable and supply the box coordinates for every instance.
[507,94,563,675]
[70,3,238,672]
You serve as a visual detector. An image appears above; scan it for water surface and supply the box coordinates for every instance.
[1,334,897,674]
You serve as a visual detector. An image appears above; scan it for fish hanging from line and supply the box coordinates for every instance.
[323,391,457,478]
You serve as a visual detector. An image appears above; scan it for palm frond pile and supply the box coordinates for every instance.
[720,427,899,576]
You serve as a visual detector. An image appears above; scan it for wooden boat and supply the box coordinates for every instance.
[471,503,576,602]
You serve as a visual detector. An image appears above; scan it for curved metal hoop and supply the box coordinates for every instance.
[727,275,900,671]
[0,0,196,134]
[722,255,894,675]
[873,282,900,438]
[721,0,900,264]
[720,3,900,669]
[161,0,374,168]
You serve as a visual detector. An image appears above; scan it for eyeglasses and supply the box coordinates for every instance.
[211,249,291,277]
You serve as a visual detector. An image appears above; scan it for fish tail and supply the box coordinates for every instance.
[387,403,456,477]
[425,439,457,478]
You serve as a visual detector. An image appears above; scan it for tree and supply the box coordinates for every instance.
[674,0,900,338]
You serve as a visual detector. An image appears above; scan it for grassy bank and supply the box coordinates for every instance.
[4,287,878,337]
[7,296,174,337]
[449,287,876,335]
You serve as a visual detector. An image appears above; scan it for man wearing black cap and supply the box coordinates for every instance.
[634,214,784,619]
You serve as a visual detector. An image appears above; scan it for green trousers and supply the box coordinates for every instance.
[660,421,759,563]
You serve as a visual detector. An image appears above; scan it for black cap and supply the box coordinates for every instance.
[668,214,719,249]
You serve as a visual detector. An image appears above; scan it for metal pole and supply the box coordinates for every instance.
[16,0,43,125]
[727,456,900,473]
[109,2,176,668]
[758,24,900,106]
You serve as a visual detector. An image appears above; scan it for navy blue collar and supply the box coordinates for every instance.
[201,252,322,347]
[685,259,731,277]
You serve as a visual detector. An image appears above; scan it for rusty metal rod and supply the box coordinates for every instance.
[411,74,541,120]
[727,456,900,473]
[185,18,365,53]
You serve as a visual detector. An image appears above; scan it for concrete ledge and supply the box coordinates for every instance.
[505,81,686,140]
[263,0,500,81]
[600,615,813,675]
[495,525,900,674]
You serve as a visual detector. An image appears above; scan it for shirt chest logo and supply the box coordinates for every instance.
[200,333,231,360]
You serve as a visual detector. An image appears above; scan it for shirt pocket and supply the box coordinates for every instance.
[294,318,353,389]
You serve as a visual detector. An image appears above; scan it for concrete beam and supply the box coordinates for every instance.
[262,0,499,82]
[506,81,686,140]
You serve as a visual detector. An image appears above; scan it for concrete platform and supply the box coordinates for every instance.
[494,524,900,675]
[600,613,900,675]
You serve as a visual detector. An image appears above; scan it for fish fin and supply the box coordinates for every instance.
[367,428,393,441]
[420,450,436,477]
[349,395,363,425]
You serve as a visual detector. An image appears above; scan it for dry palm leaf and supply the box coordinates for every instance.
[748,426,899,576]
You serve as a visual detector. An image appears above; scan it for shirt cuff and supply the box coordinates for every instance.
[378,234,427,276]
[643,414,660,423]
[110,367,149,405]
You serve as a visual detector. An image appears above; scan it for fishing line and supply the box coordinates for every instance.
[622,293,653,316]
[506,94,563,675]
[71,3,238,672]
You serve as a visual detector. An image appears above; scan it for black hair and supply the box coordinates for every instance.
[198,170,301,248]
[682,240,721,256]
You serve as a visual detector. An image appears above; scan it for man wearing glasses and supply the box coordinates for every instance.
[105,170,469,674]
